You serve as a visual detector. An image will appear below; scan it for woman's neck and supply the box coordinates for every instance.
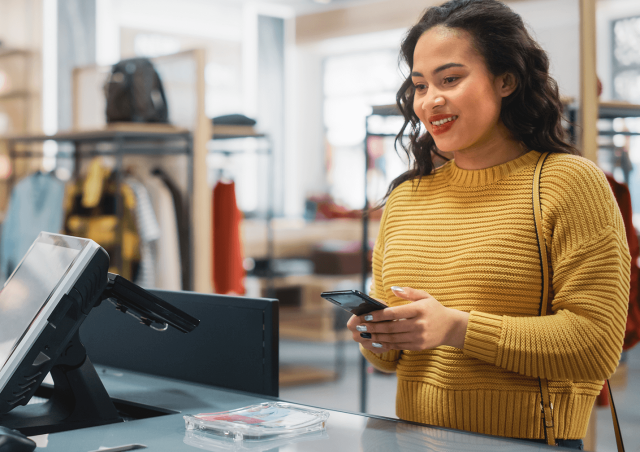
[451,122,527,170]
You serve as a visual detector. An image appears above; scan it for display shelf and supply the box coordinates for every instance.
[0,91,32,101]
[564,101,640,142]
[371,104,400,116]
[279,365,338,387]
[598,130,640,136]
[212,123,263,138]
[598,101,640,119]
[7,124,189,143]
[280,306,352,342]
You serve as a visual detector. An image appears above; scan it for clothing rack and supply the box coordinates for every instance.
[209,131,275,297]
[566,102,640,139]
[5,127,194,290]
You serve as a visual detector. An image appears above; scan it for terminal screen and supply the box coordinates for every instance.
[0,237,84,372]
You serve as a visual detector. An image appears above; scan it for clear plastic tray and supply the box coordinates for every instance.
[183,402,329,443]
[183,428,329,451]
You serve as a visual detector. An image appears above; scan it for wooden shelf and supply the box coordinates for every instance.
[0,91,31,101]
[5,123,190,143]
[279,365,338,387]
[280,306,351,342]
[598,101,640,119]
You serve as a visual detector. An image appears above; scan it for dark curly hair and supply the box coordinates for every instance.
[380,0,579,205]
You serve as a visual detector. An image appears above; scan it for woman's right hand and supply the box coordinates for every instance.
[347,300,390,353]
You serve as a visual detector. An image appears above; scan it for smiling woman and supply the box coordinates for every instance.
[346,0,631,450]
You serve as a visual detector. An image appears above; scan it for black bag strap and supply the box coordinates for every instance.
[532,152,555,446]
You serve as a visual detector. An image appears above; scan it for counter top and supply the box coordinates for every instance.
[28,366,566,452]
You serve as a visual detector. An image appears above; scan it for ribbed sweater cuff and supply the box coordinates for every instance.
[463,311,503,364]
[359,344,399,373]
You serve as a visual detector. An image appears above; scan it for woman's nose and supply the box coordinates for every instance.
[433,96,445,108]
[427,91,446,110]
[419,92,446,111]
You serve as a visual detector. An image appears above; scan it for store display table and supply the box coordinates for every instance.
[34,365,560,451]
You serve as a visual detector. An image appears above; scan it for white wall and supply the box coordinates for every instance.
[0,0,43,134]
[510,0,581,101]
[0,0,42,50]
[96,0,244,66]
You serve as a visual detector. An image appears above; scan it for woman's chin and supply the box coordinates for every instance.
[432,141,463,154]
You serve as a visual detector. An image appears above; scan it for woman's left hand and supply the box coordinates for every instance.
[359,287,470,352]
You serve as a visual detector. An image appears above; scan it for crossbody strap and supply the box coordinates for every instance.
[532,152,555,446]
[532,152,625,451]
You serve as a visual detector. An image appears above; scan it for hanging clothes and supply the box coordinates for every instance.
[0,172,65,282]
[212,180,245,295]
[64,159,141,281]
[153,168,190,290]
[137,170,182,291]
[606,174,640,350]
[126,177,161,289]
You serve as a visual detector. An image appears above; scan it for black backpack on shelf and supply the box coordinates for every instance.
[105,57,169,123]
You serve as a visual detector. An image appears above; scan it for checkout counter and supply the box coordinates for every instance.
[46,292,558,452]
[0,233,561,451]
[35,364,561,452]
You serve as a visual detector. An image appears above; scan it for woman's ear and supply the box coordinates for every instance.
[498,72,518,98]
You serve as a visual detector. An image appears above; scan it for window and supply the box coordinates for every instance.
[613,16,640,103]
[323,50,406,209]
[610,16,640,227]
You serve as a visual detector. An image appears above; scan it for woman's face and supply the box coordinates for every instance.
[412,26,515,153]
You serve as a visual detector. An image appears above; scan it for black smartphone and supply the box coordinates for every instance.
[320,290,387,316]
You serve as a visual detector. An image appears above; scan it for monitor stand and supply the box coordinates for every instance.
[0,330,122,436]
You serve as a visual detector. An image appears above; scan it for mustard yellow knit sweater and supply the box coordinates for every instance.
[361,150,631,440]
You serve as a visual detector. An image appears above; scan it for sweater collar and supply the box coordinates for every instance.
[441,150,541,187]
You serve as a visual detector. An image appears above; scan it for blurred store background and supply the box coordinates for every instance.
[0,0,639,450]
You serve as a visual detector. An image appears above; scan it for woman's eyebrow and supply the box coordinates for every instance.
[433,63,465,74]
[411,63,466,78]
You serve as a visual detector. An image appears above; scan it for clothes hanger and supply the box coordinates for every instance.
[216,167,234,184]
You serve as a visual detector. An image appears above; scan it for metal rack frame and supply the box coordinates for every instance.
[360,104,402,413]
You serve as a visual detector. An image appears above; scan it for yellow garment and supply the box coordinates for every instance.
[82,158,111,208]
[361,150,630,440]
[64,160,141,279]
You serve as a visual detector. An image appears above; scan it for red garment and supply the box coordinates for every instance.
[606,174,640,350]
[597,175,638,407]
[211,181,245,295]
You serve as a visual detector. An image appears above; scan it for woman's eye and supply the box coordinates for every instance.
[443,76,459,84]
[414,83,427,91]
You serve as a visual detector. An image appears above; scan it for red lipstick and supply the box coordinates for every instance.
[428,114,458,136]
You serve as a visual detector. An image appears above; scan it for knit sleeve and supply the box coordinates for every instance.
[360,203,401,372]
[463,157,631,381]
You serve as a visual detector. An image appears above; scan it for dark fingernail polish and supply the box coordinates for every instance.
[360,332,372,339]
